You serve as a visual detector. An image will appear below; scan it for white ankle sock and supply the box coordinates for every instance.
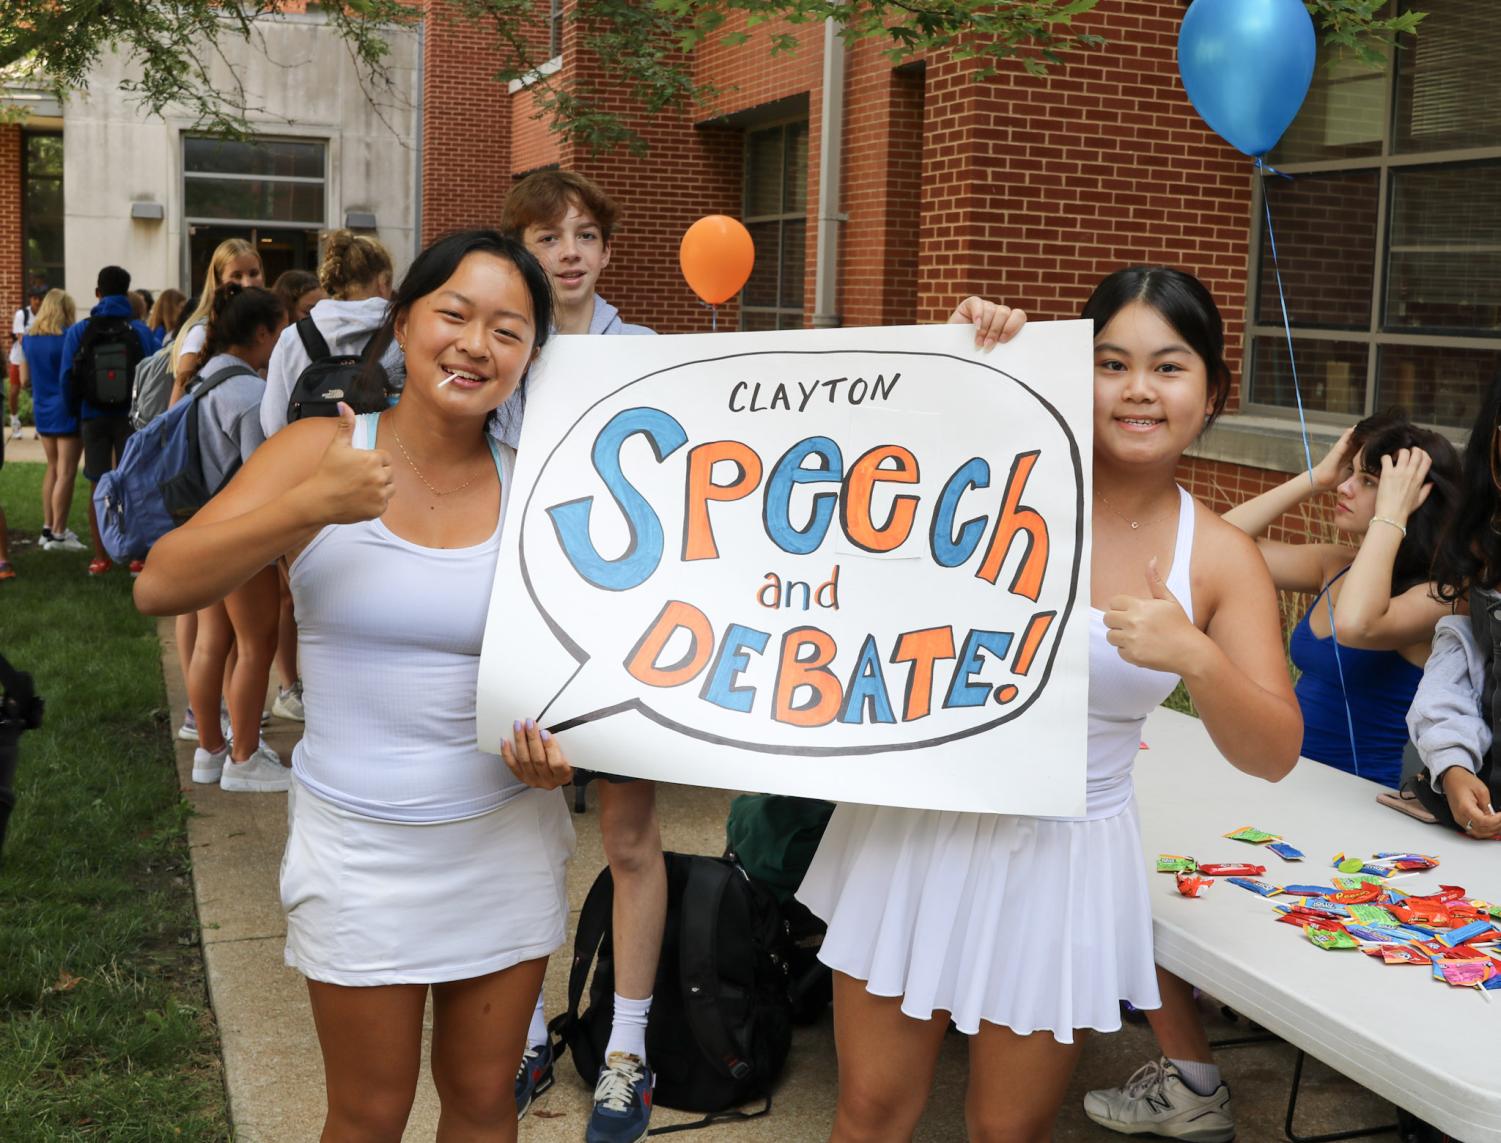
[1170,1058,1222,1096]
[605,993,652,1060]
[528,992,548,1048]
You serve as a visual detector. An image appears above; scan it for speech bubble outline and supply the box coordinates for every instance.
[517,347,1084,757]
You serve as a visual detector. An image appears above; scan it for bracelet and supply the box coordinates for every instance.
[1371,515,1407,538]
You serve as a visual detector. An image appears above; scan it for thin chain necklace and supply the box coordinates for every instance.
[390,425,482,497]
[1095,489,1173,531]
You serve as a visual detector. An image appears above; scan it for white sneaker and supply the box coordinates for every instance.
[272,681,305,721]
[1084,1058,1235,1142]
[7,415,19,440]
[220,747,292,793]
[53,529,85,552]
[192,742,229,784]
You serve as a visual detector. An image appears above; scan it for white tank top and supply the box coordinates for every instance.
[288,412,522,822]
[1067,485,1197,821]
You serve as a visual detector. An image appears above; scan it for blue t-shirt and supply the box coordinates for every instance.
[21,332,76,435]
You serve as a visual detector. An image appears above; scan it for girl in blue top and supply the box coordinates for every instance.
[18,289,84,550]
[1224,410,1459,788]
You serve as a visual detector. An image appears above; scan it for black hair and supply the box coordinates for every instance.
[201,283,285,362]
[1343,409,1461,596]
[27,283,47,300]
[137,288,155,311]
[97,265,131,297]
[1081,266,1233,432]
[361,229,553,421]
[1433,369,1501,601]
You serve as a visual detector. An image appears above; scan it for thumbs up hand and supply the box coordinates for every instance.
[1102,558,1201,673]
[308,402,396,525]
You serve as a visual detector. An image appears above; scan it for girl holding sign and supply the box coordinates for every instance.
[797,267,1302,1142]
[135,230,576,1140]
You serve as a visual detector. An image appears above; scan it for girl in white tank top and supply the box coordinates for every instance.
[800,269,1303,1142]
[134,230,581,1139]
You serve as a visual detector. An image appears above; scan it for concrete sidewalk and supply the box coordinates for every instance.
[155,617,1402,1142]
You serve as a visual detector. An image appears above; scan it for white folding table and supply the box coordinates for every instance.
[1135,708,1501,1143]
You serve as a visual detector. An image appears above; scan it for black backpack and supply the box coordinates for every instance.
[285,317,390,422]
[72,315,146,410]
[552,852,794,1130]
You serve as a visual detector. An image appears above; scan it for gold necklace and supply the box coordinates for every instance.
[390,426,482,497]
[1095,489,1173,531]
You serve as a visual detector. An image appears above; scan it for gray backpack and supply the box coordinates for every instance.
[129,345,174,430]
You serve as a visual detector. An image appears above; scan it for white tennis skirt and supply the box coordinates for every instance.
[797,799,1159,1042]
[281,779,576,986]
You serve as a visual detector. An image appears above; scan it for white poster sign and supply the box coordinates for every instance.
[478,321,1093,815]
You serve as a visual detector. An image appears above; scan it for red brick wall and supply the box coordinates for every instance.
[511,83,561,176]
[420,0,514,242]
[914,4,1256,412]
[1,126,22,323]
[1177,454,1332,546]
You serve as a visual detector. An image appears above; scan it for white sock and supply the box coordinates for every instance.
[1170,1057,1222,1096]
[605,993,652,1061]
[528,992,548,1048]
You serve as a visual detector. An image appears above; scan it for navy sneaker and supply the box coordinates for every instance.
[514,1039,555,1120]
[587,1051,654,1143]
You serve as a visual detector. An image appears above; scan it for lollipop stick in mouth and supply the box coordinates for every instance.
[438,372,459,389]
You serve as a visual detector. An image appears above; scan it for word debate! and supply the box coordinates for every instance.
[516,348,1084,757]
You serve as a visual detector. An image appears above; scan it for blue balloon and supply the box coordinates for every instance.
[1178,0,1317,158]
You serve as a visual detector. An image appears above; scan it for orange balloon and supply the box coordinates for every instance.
[679,215,755,306]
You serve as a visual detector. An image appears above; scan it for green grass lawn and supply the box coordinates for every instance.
[0,461,229,1141]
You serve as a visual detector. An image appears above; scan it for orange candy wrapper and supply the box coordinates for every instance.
[1176,871,1214,898]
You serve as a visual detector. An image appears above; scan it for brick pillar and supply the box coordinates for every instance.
[840,48,924,328]
[0,126,22,319]
[420,0,515,243]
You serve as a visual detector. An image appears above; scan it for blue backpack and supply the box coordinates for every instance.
[93,363,257,561]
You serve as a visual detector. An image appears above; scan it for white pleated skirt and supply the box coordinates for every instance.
[797,798,1160,1043]
[280,779,576,986]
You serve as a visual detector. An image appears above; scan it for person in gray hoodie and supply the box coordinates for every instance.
[187,283,292,795]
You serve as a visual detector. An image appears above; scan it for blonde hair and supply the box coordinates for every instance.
[28,289,76,337]
[173,238,262,363]
[148,287,188,335]
[319,230,393,299]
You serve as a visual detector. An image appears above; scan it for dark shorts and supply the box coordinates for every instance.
[82,415,133,483]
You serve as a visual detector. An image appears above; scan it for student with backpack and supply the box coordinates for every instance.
[259,230,399,723]
[260,229,400,437]
[177,284,291,792]
[135,229,575,1139]
[58,266,155,575]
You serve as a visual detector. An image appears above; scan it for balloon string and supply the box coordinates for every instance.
[1257,156,1361,780]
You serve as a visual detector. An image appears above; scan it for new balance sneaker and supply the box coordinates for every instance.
[220,747,292,793]
[587,1052,654,1143]
[272,680,305,721]
[192,742,230,784]
[515,1040,555,1120]
[1084,1058,1235,1142]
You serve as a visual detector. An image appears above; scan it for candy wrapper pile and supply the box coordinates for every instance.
[1157,826,1501,998]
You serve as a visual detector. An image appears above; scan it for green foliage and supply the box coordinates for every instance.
[2,0,1424,152]
[0,465,229,1139]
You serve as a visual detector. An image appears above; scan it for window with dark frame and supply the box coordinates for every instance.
[549,0,563,59]
[21,132,65,293]
[1244,0,1501,431]
[740,120,809,332]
